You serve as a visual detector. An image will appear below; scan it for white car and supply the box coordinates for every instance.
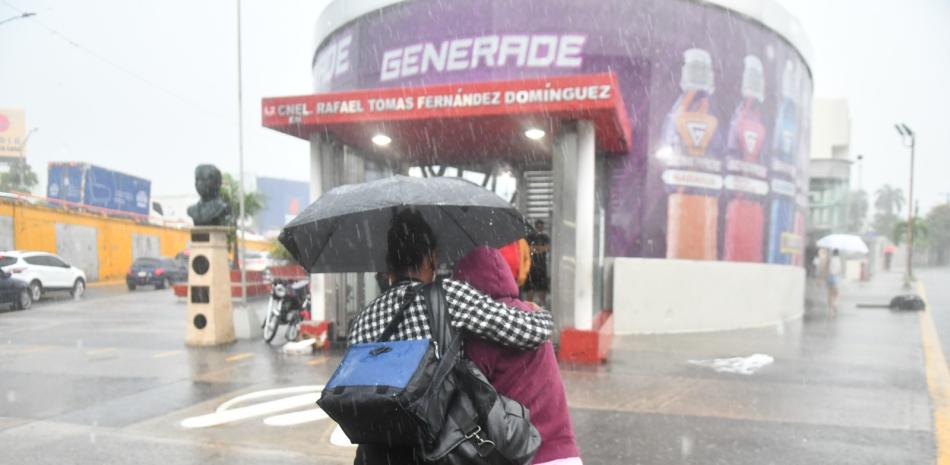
[0,251,87,302]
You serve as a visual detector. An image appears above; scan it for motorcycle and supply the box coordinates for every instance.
[262,278,310,344]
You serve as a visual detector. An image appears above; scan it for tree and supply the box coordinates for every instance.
[219,173,266,261]
[220,173,265,227]
[892,217,929,251]
[269,238,295,262]
[926,204,950,265]
[846,190,869,233]
[0,159,39,193]
[874,184,905,216]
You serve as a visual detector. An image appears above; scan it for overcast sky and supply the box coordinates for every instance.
[1,0,948,214]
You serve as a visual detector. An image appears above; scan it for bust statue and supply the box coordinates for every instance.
[187,164,230,226]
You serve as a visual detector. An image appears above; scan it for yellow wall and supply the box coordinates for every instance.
[2,202,190,281]
[0,202,274,282]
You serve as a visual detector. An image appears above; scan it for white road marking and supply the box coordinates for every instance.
[181,393,320,428]
[215,385,323,412]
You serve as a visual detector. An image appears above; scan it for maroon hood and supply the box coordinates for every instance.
[454,246,521,302]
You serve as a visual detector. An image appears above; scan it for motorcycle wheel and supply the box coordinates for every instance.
[263,311,279,344]
[285,313,301,341]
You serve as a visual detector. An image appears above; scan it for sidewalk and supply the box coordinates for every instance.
[563,270,935,464]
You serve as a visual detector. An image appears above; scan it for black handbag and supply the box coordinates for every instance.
[419,282,541,465]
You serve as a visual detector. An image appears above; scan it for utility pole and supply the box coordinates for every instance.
[895,124,915,287]
[236,0,247,303]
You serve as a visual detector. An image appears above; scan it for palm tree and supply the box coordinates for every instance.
[874,184,905,216]
[219,173,266,261]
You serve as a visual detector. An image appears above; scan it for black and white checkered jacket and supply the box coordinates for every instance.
[348,278,553,351]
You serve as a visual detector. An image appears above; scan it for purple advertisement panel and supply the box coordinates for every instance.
[312,0,812,266]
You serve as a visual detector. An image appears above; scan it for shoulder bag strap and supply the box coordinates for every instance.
[378,285,419,342]
[422,279,457,356]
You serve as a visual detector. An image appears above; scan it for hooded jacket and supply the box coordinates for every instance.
[454,246,579,464]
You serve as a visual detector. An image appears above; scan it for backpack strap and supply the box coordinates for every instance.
[422,279,456,357]
[378,285,419,342]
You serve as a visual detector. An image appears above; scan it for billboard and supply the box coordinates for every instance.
[309,0,813,266]
[256,176,309,234]
[47,163,152,216]
[0,108,26,158]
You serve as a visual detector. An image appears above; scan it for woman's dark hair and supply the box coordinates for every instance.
[386,209,438,275]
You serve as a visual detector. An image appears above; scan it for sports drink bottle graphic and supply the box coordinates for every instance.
[658,48,722,260]
[723,55,768,262]
[767,60,801,264]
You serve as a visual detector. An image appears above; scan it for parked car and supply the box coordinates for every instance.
[0,268,32,310]
[126,257,187,290]
[0,251,87,302]
[243,251,277,272]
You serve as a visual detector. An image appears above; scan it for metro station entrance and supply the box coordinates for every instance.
[263,73,632,347]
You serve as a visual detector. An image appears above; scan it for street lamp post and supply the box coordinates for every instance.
[0,12,35,27]
[235,0,247,303]
[895,123,915,286]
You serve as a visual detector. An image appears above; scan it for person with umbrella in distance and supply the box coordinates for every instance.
[824,249,843,315]
[346,209,555,464]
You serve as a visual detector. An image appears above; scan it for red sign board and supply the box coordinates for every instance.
[262,73,632,156]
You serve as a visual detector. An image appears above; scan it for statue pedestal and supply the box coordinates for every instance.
[186,226,235,346]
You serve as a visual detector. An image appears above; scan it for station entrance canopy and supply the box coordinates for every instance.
[261,73,632,163]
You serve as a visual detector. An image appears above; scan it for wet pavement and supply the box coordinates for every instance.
[0,269,947,464]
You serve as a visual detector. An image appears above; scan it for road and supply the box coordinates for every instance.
[0,268,948,464]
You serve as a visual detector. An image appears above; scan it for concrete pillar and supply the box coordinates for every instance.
[308,134,326,322]
[551,129,577,331]
[551,121,596,332]
[574,120,595,330]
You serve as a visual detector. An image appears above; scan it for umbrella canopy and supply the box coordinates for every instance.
[279,175,529,273]
[816,234,869,255]
[883,244,897,253]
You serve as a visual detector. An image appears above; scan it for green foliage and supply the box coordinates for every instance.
[219,173,266,261]
[892,217,928,246]
[874,184,905,216]
[0,159,39,193]
[269,238,295,262]
[220,173,265,223]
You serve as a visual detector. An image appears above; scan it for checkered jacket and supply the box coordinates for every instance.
[348,279,553,351]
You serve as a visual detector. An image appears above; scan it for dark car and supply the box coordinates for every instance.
[0,269,32,310]
[126,257,187,291]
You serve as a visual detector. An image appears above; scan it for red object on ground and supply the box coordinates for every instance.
[300,320,331,350]
[558,310,614,364]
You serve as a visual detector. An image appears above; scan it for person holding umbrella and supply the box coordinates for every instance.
[825,249,843,315]
[346,209,555,464]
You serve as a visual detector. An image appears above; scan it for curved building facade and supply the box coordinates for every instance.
[272,0,813,335]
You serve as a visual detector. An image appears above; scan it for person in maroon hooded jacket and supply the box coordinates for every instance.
[454,246,582,465]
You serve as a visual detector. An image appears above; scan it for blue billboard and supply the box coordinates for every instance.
[256,176,309,234]
[47,163,151,216]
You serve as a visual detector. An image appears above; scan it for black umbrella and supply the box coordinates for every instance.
[279,175,529,273]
